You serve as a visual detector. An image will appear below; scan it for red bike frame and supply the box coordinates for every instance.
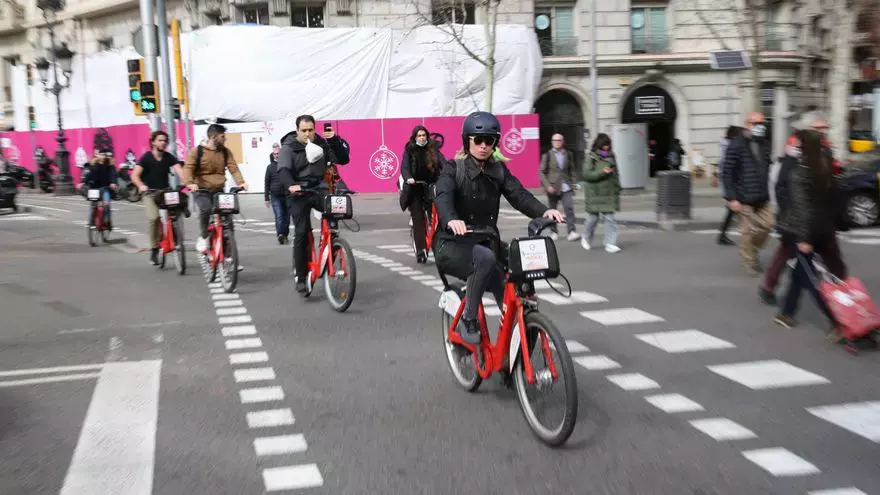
[206,214,226,270]
[304,216,346,284]
[445,281,559,385]
[424,201,438,253]
[158,208,177,255]
[92,203,105,230]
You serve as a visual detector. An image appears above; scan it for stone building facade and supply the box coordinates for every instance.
[0,0,867,164]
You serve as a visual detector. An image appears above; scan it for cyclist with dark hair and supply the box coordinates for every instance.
[434,111,563,344]
[183,123,248,254]
[82,147,118,230]
[277,114,351,294]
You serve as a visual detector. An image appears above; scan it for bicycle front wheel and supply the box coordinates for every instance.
[323,237,356,312]
[219,233,238,293]
[513,311,578,447]
[173,219,186,275]
[440,299,482,392]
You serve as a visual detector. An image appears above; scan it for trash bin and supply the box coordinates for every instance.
[656,170,691,222]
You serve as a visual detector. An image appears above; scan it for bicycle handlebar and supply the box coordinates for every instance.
[445,217,559,238]
[290,186,357,197]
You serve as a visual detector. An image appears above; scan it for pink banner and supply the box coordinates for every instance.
[0,122,192,183]
[322,114,540,192]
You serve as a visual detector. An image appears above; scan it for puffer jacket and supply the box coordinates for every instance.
[582,151,621,213]
[276,132,350,190]
[722,134,771,205]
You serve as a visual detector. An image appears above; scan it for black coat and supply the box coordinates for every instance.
[722,134,772,205]
[85,162,118,188]
[777,162,838,243]
[264,153,285,200]
[276,133,350,191]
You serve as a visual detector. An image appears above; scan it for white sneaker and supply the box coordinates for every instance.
[548,232,559,241]
[605,244,621,253]
[566,231,581,241]
[580,237,591,250]
[196,237,208,253]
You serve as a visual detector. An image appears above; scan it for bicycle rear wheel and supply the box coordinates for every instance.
[219,232,238,293]
[512,311,578,447]
[173,218,186,275]
[440,299,482,392]
[324,237,356,312]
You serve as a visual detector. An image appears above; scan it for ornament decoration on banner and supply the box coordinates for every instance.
[261,122,274,136]
[502,115,525,155]
[7,144,20,162]
[176,140,186,160]
[369,118,400,181]
[74,146,88,167]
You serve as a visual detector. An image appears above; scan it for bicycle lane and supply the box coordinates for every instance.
[0,214,270,494]
[213,224,785,494]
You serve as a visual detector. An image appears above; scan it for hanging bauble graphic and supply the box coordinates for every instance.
[502,128,525,155]
[369,144,400,180]
[74,146,89,167]
[7,145,20,162]
[176,140,186,160]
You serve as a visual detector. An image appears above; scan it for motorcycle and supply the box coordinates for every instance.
[36,159,56,193]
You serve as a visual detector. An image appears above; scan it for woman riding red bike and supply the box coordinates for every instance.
[400,125,441,264]
[82,148,118,230]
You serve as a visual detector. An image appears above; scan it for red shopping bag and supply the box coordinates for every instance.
[817,274,880,341]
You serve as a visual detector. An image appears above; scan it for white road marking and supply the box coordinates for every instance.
[0,214,48,221]
[422,280,445,287]
[564,340,590,353]
[635,329,736,353]
[605,373,660,391]
[247,409,295,428]
[214,299,244,307]
[808,488,868,495]
[216,307,248,316]
[741,447,820,477]
[807,401,880,443]
[234,367,276,383]
[849,238,880,245]
[539,291,608,305]
[60,360,161,495]
[689,418,757,441]
[644,393,704,413]
[410,275,437,281]
[262,464,324,491]
[0,372,101,387]
[0,363,103,377]
[229,352,270,365]
[390,248,412,253]
[19,203,72,212]
[219,314,252,324]
[484,306,502,316]
[381,263,403,267]
[239,386,285,404]
[378,244,410,249]
[389,266,411,272]
[580,308,665,326]
[399,270,422,276]
[254,434,308,456]
[212,293,240,300]
[221,325,258,337]
[708,360,830,390]
[573,355,621,371]
[225,338,263,350]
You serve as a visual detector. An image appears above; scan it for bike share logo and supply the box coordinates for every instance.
[369,145,399,180]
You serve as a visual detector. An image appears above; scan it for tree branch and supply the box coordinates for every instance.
[691,0,732,50]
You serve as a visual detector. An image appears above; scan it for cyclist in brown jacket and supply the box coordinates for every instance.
[183,124,248,253]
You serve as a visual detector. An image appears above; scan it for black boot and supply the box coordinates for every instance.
[459,317,481,344]
[149,248,159,266]
[717,234,735,246]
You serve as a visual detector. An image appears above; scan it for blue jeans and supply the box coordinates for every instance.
[89,187,112,226]
[271,195,289,237]
[584,213,618,246]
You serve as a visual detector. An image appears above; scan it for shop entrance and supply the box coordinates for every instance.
[622,85,678,177]
[535,89,585,178]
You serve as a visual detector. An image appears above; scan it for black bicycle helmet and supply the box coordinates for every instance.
[461,111,501,150]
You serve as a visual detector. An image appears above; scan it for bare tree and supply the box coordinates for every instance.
[410,0,502,112]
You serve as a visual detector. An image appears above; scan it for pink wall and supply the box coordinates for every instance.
[322,114,540,192]
[0,122,192,183]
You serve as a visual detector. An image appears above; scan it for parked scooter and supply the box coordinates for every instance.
[34,147,56,193]
[117,151,141,202]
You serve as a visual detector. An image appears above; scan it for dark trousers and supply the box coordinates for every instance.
[288,194,323,279]
[464,244,505,321]
[409,194,431,254]
[547,190,576,234]
[719,207,735,235]
[764,235,846,292]
[194,190,219,239]
[270,195,290,237]
[780,234,837,322]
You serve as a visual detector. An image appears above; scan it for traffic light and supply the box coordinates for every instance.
[127,58,144,116]
[27,106,36,130]
[139,81,159,113]
[172,99,181,119]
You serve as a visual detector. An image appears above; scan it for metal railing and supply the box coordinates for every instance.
[538,37,578,57]
[631,34,669,54]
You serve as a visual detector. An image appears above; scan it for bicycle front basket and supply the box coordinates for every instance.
[323,194,353,219]
[507,236,560,282]
[213,192,239,214]
[87,189,101,202]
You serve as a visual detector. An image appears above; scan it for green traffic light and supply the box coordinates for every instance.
[130,89,141,101]
[29,121,37,130]
[141,99,156,112]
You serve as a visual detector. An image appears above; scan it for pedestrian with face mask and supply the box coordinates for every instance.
[400,125,441,263]
[722,112,774,276]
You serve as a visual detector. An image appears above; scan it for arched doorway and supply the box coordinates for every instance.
[621,85,678,177]
[535,90,585,178]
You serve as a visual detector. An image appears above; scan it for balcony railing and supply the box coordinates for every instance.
[539,37,578,57]
[631,35,668,54]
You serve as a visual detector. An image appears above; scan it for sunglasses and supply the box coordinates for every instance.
[469,135,497,147]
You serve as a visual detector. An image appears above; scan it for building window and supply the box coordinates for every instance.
[535,7,576,57]
[631,6,668,54]
[432,1,475,25]
[765,3,783,50]
[98,38,113,51]
[3,57,16,104]
[242,5,270,25]
[291,5,324,28]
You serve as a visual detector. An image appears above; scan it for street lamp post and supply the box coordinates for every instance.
[34,0,75,195]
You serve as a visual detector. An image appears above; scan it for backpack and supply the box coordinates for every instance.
[194,145,230,176]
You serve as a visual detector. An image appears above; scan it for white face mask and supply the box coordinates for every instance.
[751,124,766,138]
[305,140,324,164]
[785,146,801,158]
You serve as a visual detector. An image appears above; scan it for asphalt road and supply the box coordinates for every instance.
[2,191,879,495]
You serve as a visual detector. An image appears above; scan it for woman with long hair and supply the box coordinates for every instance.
[774,129,843,329]
[401,125,441,263]
[581,133,622,253]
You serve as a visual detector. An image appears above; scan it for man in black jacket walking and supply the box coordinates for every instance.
[276,115,350,293]
[722,112,773,276]
[264,143,289,244]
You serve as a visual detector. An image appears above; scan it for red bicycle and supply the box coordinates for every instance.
[86,187,111,247]
[150,187,188,275]
[292,185,357,312]
[204,187,243,293]
[438,218,578,446]
[408,180,438,264]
